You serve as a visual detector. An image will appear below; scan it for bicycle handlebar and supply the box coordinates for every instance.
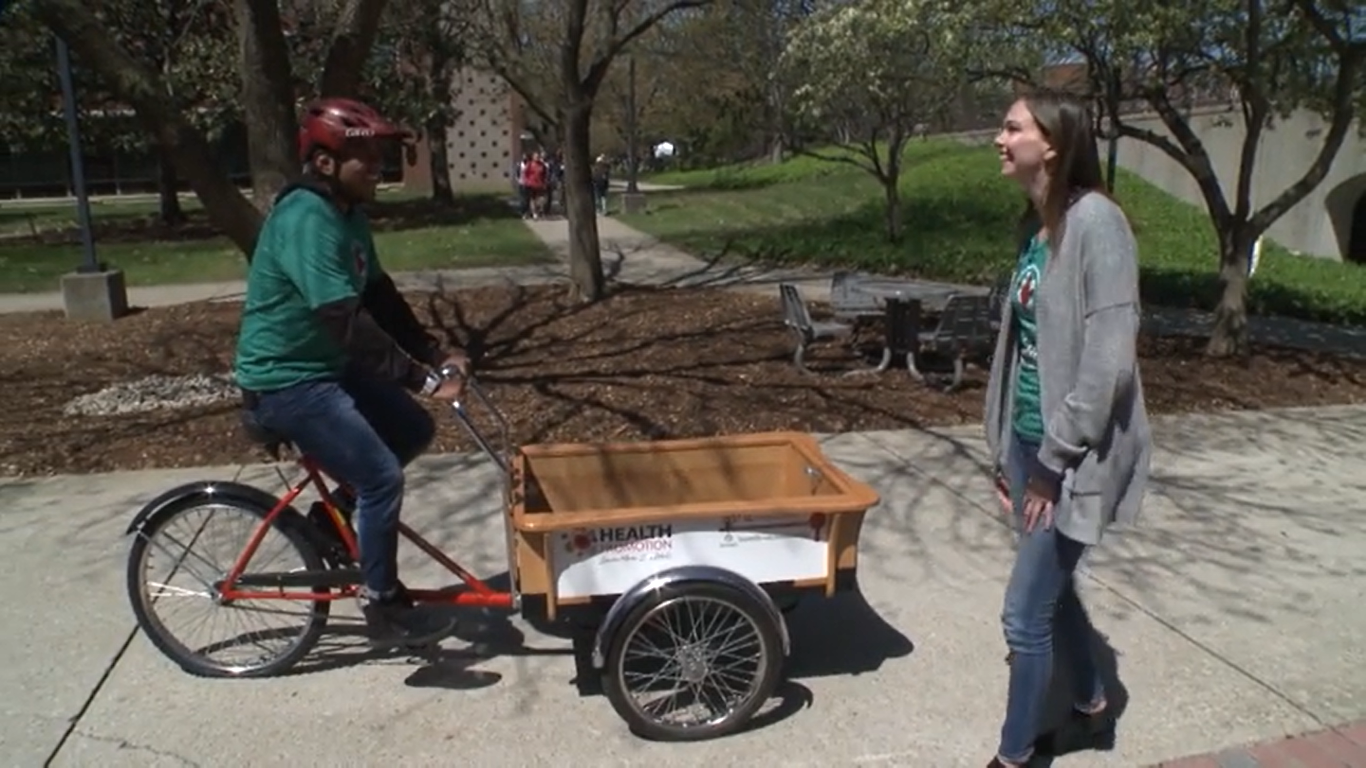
[439,364,512,476]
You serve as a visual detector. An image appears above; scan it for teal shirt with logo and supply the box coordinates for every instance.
[233,188,380,392]
[1011,233,1048,441]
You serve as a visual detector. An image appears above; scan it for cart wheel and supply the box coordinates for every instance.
[603,580,784,742]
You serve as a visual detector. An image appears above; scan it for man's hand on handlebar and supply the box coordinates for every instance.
[430,376,465,401]
[438,350,470,378]
[428,350,470,401]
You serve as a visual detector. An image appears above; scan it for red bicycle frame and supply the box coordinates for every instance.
[216,455,515,610]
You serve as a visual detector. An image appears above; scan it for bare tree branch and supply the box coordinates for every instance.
[584,0,708,95]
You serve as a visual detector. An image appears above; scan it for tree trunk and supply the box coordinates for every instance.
[768,135,785,164]
[563,105,606,302]
[1206,228,1253,357]
[236,0,299,211]
[882,136,904,243]
[424,50,456,205]
[882,179,901,243]
[1105,133,1119,193]
[156,149,186,226]
[30,0,263,255]
[426,115,454,205]
[317,0,389,98]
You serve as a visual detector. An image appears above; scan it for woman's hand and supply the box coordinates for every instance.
[994,471,1012,516]
[1022,473,1058,532]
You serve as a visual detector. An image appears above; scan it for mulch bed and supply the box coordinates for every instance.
[3,283,1366,477]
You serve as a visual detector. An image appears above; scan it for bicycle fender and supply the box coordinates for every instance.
[125,480,306,537]
[591,565,791,669]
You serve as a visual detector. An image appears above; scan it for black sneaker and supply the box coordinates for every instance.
[307,501,355,564]
[360,591,455,650]
[1033,705,1116,757]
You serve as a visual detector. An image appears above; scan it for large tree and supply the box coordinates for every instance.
[970,0,1366,356]
[778,0,985,242]
[461,0,711,302]
[366,0,472,203]
[0,0,238,224]
[23,0,393,255]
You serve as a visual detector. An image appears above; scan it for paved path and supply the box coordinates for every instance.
[521,215,1366,359]
[0,263,567,315]
[4,212,1366,361]
[1156,720,1366,766]
[3,404,1366,765]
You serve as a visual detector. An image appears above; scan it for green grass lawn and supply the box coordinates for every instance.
[0,190,551,294]
[624,142,1366,326]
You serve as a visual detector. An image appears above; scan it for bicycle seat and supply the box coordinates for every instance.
[238,408,292,457]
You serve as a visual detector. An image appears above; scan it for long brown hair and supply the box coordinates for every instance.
[1014,89,1112,249]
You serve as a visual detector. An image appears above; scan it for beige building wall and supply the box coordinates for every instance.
[403,68,526,196]
[445,69,523,193]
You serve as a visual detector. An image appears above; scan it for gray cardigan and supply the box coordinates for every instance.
[983,190,1153,546]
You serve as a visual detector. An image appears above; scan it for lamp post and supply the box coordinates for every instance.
[626,55,640,195]
[52,33,128,321]
[621,54,646,214]
[56,37,99,273]
[0,6,123,318]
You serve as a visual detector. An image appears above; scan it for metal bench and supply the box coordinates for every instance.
[779,282,854,374]
[908,293,996,391]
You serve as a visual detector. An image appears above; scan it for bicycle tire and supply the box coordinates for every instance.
[126,493,330,678]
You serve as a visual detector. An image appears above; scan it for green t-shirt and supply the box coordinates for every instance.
[1010,233,1048,441]
[233,188,380,392]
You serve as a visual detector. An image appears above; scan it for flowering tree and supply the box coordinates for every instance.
[971,0,1366,356]
[777,0,983,242]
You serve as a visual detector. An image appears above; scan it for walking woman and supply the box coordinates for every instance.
[982,89,1152,768]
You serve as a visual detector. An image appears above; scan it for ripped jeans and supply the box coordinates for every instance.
[997,431,1106,763]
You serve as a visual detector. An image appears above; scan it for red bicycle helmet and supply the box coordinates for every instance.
[298,97,408,161]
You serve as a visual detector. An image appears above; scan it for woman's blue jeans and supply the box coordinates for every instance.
[997,431,1106,763]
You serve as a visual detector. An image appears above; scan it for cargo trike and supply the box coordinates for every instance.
[124,369,880,742]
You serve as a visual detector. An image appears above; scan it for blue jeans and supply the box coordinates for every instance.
[997,431,1105,763]
[248,375,435,597]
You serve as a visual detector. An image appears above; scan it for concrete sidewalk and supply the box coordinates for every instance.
[523,215,1366,359]
[9,212,1361,360]
[3,404,1364,766]
[0,263,567,315]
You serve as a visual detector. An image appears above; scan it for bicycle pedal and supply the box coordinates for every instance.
[324,545,355,565]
